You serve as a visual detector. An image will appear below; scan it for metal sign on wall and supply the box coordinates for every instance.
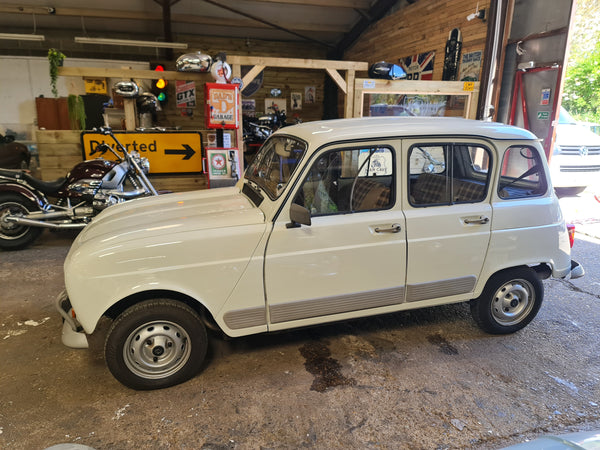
[81,131,203,174]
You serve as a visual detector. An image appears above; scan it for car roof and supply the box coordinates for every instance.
[275,116,538,148]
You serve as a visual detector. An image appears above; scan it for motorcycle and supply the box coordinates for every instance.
[0,127,158,251]
[243,105,301,165]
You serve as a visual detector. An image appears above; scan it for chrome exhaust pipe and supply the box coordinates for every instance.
[4,216,87,230]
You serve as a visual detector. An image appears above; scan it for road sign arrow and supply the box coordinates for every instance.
[165,144,196,160]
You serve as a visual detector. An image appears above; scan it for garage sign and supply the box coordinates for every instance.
[81,131,203,174]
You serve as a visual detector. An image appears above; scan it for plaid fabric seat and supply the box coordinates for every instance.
[352,179,391,210]
[456,181,486,202]
[412,173,486,204]
[411,173,448,204]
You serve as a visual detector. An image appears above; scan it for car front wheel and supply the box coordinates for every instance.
[470,267,543,334]
[105,299,208,390]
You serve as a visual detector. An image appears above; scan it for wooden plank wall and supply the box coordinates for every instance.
[38,37,328,190]
[153,36,327,132]
[344,0,490,81]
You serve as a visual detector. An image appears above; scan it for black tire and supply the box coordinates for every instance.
[0,193,43,250]
[105,299,208,390]
[470,267,543,334]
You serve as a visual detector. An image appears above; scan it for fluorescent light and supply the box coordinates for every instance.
[0,33,45,41]
[74,37,188,49]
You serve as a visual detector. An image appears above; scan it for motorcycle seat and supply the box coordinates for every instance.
[22,173,67,195]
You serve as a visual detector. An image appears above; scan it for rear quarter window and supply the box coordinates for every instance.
[498,146,547,199]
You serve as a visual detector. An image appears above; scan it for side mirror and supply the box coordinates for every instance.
[286,203,311,228]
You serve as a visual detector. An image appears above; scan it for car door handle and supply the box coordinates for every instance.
[374,223,402,233]
[463,216,489,225]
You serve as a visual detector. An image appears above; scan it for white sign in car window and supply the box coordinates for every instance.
[358,148,393,176]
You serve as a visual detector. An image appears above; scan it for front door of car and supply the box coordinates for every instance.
[402,140,493,303]
[264,144,407,330]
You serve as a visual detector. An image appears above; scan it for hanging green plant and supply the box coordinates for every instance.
[47,48,66,97]
[68,94,86,130]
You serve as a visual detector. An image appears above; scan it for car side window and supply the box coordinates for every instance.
[409,144,491,206]
[293,147,394,216]
[498,146,547,199]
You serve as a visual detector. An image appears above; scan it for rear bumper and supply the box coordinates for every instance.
[55,290,89,349]
[568,260,585,279]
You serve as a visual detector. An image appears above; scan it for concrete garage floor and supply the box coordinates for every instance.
[1,195,600,449]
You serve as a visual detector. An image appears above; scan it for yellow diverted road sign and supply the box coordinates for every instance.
[81,131,203,174]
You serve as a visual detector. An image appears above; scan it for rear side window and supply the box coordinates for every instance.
[293,147,394,215]
[498,146,547,199]
[409,144,491,206]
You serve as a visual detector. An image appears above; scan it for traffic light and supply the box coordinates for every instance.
[151,63,168,105]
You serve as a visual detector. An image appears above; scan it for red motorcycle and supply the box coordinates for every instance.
[0,127,157,250]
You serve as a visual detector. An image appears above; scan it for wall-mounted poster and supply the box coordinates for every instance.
[176,80,196,108]
[242,99,256,116]
[205,83,239,129]
[206,148,241,181]
[264,98,287,114]
[399,52,435,80]
[459,50,482,81]
[84,78,107,94]
[291,92,302,110]
[305,87,315,104]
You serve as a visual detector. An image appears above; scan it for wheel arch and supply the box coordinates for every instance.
[476,263,550,297]
[103,289,221,333]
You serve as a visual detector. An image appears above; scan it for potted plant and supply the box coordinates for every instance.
[68,94,86,130]
[47,48,66,97]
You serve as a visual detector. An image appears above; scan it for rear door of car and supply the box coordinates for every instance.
[402,139,493,303]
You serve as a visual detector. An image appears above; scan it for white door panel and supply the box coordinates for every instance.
[264,144,406,326]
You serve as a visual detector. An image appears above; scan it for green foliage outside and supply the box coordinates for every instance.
[562,0,600,123]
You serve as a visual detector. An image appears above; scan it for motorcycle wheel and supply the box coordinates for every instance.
[0,193,43,251]
[104,298,208,390]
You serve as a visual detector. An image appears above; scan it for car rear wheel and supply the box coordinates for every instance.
[105,299,207,390]
[0,193,43,250]
[470,267,543,334]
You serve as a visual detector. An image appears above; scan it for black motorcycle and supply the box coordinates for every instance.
[0,127,157,251]
[243,105,301,165]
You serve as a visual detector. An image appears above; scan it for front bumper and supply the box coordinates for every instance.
[55,290,89,349]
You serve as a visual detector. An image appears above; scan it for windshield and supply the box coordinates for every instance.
[559,107,577,125]
[245,135,307,199]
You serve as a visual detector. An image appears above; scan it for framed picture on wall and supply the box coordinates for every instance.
[459,51,482,81]
[291,92,302,110]
[264,98,287,114]
[304,87,315,104]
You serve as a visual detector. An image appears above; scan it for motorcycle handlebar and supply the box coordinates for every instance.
[93,126,113,136]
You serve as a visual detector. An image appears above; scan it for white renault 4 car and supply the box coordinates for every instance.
[56,117,584,390]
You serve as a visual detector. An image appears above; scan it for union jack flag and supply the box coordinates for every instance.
[399,51,435,80]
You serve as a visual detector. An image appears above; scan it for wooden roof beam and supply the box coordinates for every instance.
[248,0,373,9]
[0,4,348,34]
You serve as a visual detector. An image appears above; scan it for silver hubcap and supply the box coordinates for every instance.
[0,202,29,239]
[491,278,535,325]
[123,321,191,379]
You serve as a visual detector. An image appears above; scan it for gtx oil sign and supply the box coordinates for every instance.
[81,131,203,174]
[205,82,239,129]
